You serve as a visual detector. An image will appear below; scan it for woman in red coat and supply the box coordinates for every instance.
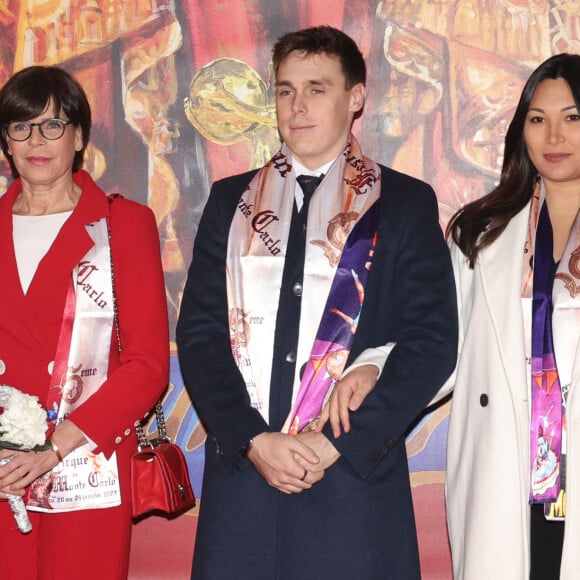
[0,66,169,579]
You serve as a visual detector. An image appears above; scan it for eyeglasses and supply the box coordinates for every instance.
[4,118,71,141]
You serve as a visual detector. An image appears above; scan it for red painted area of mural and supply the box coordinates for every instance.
[413,483,452,580]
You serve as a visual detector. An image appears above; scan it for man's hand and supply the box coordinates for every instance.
[246,432,323,494]
[294,431,340,474]
[316,364,379,437]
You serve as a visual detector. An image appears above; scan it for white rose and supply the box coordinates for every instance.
[0,386,48,449]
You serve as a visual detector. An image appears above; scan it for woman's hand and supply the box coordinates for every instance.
[0,418,88,499]
[0,448,59,498]
[316,364,379,438]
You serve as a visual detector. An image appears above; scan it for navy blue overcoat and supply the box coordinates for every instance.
[177,164,458,580]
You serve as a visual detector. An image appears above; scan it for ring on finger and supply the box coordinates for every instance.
[299,469,308,481]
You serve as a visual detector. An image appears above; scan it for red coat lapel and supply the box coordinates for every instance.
[0,171,110,357]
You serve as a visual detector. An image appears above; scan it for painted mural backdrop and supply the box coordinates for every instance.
[1,1,578,578]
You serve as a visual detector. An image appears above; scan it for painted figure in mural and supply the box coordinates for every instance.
[177,25,457,579]
[0,66,169,580]
[323,52,580,580]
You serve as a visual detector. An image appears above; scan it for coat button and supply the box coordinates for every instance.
[285,351,297,363]
[292,282,303,296]
[47,361,55,375]
[115,436,122,444]
[480,394,489,407]
[212,435,223,455]
[124,429,131,436]
[0,359,5,375]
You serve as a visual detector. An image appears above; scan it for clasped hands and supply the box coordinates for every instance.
[247,364,379,494]
[246,430,338,494]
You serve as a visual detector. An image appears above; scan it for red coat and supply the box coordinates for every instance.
[0,170,169,578]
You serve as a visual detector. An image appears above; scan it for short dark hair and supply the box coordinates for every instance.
[272,26,366,89]
[0,66,91,176]
[448,53,580,266]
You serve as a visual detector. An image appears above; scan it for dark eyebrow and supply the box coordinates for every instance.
[275,78,332,88]
[528,104,578,113]
[307,78,332,87]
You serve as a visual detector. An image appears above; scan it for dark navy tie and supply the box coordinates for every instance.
[296,174,324,224]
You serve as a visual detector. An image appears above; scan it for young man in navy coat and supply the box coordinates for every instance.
[177,25,458,580]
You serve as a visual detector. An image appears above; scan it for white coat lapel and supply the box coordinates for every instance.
[478,202,531,396]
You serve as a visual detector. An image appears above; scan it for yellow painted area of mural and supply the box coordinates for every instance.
[14,0,177,69]
[410,470,445,487]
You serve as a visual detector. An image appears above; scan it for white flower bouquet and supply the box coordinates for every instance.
[0,385,50,534]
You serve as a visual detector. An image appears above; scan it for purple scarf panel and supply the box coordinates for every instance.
[530,202,563,503]
[288,200,380,434]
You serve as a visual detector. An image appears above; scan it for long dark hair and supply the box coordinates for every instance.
[0,66,91,177]
[447,53,580,267]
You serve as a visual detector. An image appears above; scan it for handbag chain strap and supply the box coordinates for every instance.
[107,196,123,355]
[135,402,170,450]
[106,201,169,452]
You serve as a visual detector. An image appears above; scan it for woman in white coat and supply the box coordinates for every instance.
[443,53,580,580]
[319,53,580,579]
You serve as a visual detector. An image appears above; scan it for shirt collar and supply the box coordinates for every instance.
[292,157,335,178]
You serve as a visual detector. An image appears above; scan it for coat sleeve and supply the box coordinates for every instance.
[325,182,458,478]
[429,239,474,404]
[176,179,270,472]
[70,199,169,457]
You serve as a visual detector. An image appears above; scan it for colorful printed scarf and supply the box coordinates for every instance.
[226,136,381,432]
[522,181,580,517]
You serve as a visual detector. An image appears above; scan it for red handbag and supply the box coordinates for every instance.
[131,402,196,518]
[107,212,195,518]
